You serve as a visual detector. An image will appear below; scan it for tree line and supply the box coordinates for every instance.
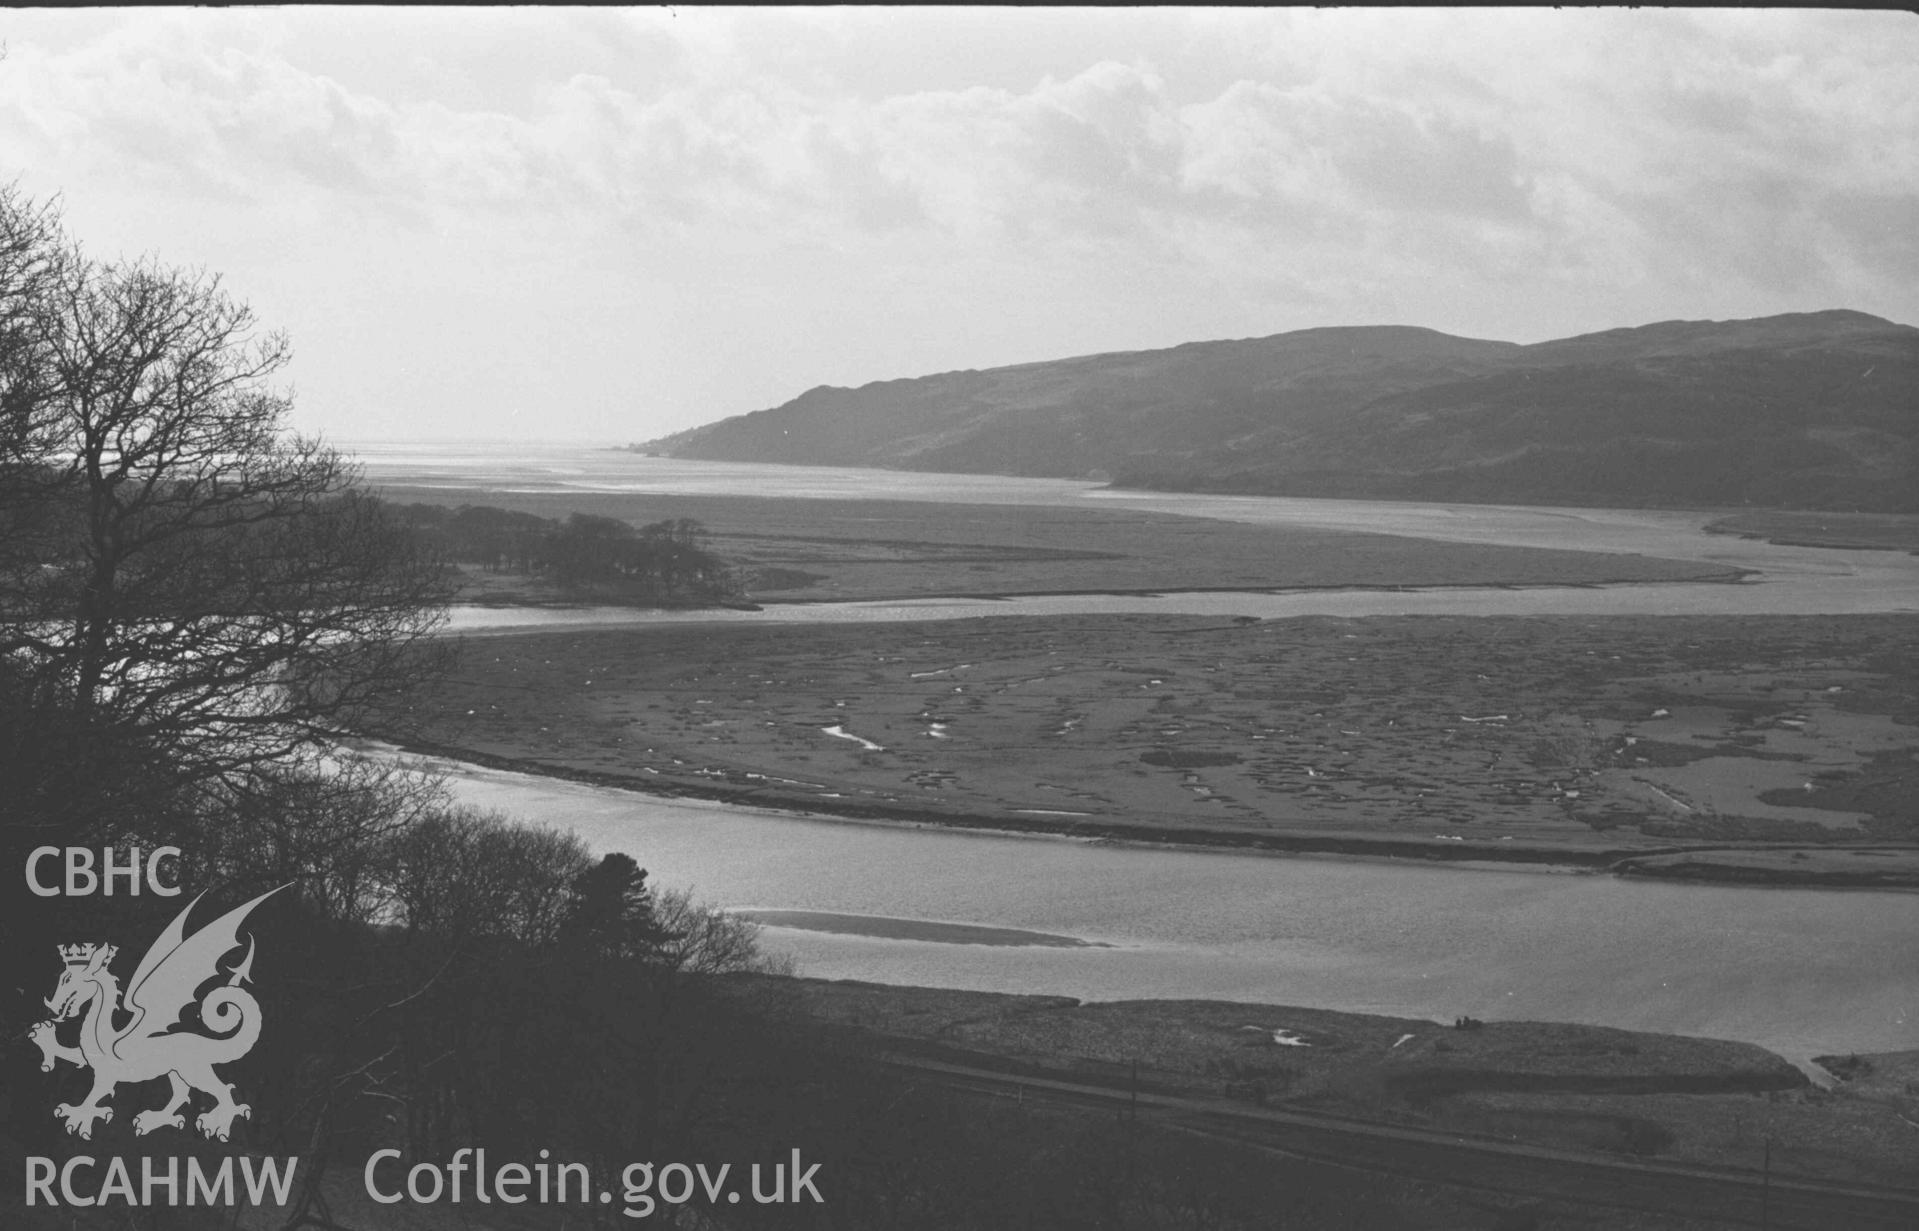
[394,503,740,601]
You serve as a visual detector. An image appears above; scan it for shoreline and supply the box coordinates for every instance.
[721,571,1758,606]
[725,973,1830,1097]
[371,736,1919,890]
[442,568,1755,614]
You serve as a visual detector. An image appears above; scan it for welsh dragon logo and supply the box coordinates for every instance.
[28,885,288,1141]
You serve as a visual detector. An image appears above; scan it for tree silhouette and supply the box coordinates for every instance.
[558,852,678,962]
[0,190,453,849]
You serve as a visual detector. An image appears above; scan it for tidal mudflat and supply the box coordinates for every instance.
[387,612,1917,878]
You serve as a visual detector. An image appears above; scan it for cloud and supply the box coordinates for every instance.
[5,10,1911,292]
[0,9,1913,440]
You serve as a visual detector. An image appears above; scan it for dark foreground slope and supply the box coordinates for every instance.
[649,310,1917,510]
[723,976,1919,1205]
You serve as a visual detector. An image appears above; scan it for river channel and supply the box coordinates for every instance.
[415,751,1916,1070]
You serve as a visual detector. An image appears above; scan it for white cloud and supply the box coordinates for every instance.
[0,8,1911,440]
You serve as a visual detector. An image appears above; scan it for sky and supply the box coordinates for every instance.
[0,7,1913,443]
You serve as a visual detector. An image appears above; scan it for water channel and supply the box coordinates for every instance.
[415,750,1917,1071]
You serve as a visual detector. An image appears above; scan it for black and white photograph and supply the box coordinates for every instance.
[3,7,1916,1229]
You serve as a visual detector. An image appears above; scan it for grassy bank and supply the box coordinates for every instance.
[1705,511,1919,553]
[378,484,1739,604]
[726,976,1919,1192]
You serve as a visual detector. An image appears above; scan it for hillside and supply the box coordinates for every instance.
[646,310,1918,511]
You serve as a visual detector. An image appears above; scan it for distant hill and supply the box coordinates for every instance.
[645,311,1918,511]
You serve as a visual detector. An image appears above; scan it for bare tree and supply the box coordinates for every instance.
[0,183,71,470]
[0,193,454,846]
[383,806,593,945]
[652,887,794,976]
[200,753,454,924]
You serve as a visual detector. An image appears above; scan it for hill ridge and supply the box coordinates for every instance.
[648,312,1918,511]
